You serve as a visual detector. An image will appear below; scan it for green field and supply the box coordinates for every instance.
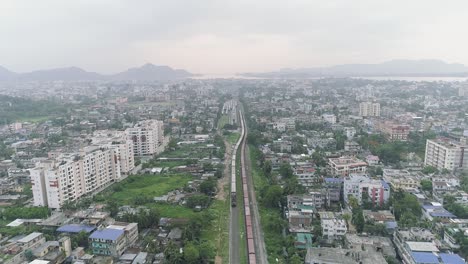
[218,114,229,129]
[226,132,240,145]
[106,174,193,204]
[201,198,230,263]
[148,203,197,219]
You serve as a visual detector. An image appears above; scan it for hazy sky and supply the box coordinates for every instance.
[1,0,468,74]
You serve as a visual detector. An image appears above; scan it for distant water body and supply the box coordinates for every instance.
[193,74,467,82]
[352,76,468,82]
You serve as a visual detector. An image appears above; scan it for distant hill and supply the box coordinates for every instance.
[0,64,193,81]
[242,60,468,78]
[111,63,193,81]
[0,66,17,80]
[19,67,103,81]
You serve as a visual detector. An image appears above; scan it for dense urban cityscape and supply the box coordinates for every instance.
[2,1,468,264]
[0,76,467,264]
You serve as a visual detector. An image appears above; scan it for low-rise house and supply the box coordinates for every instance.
[344,174,390,207]
[328,156,367,176]
[392,228,465,264]
[89,228,126,257]
[366,155,380,166]
[304,247,387,264]
[383,169,421,191]
[421,202,456,221]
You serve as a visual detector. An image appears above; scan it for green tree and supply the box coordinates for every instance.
[289,254,303,264]
[186,194,211,209]
[165,241,183,264]
[352,208,365,233]
[422,166,438,175]
[183,242,200,264]
[198,241,215,262]
[420,179,433,192]
[200,178,217,196]
[279,162,294,179]
[263,185,283,208]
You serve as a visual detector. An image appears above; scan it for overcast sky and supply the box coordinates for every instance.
[1,0,468,74]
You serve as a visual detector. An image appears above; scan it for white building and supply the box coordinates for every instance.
[359,102,380,117]
[321,218,347,239]
[31,137,134,209]
[126,120,165,156]
[344,174,390,207]
[424,138,468,172]
[344,127,356,139]
[328,157,367,177]
[322,114,337,124]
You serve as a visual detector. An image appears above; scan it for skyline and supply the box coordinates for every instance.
[1,0,468,74]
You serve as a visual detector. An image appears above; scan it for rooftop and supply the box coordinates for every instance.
[406,241,439,252]
[57,224,95,234]
[89,228,124,241]
[17,232,43,243]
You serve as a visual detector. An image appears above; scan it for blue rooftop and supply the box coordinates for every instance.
[439,253,465,264]
[89,228,124,241]
[57,224,95,234]
[431,211,456,218]
[324,178,343,183]
[385,221,398,229]
[411,252,439,264]
[381,180,390,189]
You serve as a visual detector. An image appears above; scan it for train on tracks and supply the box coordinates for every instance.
[230,107,257,264]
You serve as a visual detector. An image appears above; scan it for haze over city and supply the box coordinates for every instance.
[2,0,468,74]
[2,2,468,264]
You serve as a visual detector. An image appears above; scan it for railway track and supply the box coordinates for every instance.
[229,104,267,264]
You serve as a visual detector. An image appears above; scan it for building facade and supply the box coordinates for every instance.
[344,174,390,207]
[424,138,468,172]
[125,120,165,156]
[31,139,134,209]
[328,157,367,177]
[359,102,381,117]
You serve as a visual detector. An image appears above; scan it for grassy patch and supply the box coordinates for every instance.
[201,198,230,263]
[226,132,240,145]
[147,203,197,219]
[105,174,192,205]
[218,115,229,130]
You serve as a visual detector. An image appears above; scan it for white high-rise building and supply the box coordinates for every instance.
[31,133,134,209]
[126,120,164,156]
[359,102,380,117]
[424,138,468,172]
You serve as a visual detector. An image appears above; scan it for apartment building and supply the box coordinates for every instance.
[89,228,126,257]
[359,102,380,117]
[321,218,347,239]
[125,120,165,156]
[376,120,410,141]
[344,174,390,207]
[31,140,134,209]
[424,138,468,172]
[328,156,367,177]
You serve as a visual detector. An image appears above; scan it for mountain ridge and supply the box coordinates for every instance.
[241,59,468,78]
[0,63,194,81]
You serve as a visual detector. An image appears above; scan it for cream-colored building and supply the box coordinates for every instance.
[125,120,164,156]
[31,134,134,209]
[328,157,367,177]
[424,138,468,172]
[359,102,380,117]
